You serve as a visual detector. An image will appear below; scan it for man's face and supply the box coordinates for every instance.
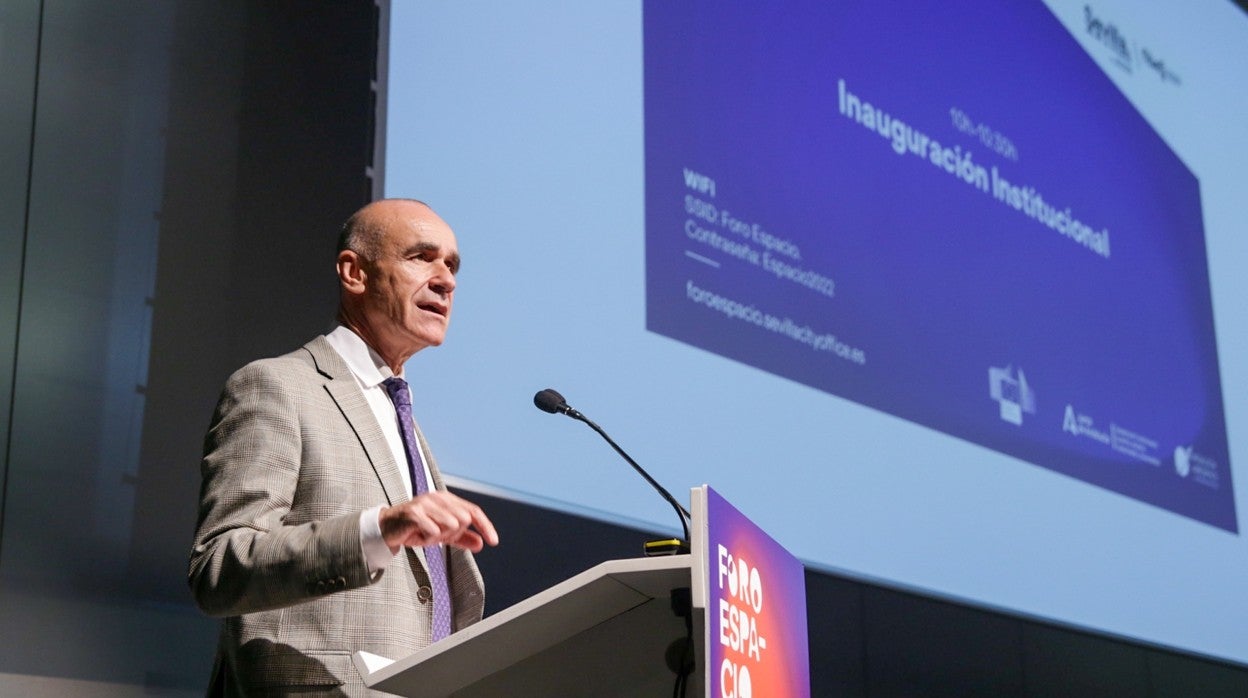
[360,203,460,356]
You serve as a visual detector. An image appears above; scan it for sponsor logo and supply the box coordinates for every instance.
[1062,404,1109,444]
[1063,404,1161,465]
[1083,4,1181,85]
[989,365,1036,426]
[1084,4,1130,69]
[1174,445,1191,477]
[1173,444,1222,490]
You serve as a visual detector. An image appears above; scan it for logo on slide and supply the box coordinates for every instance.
[1061,404,1110,444]
[1062,405,1080,436]
[1171,444,1220,489]
[989,365,1036,426]
[1174,445,1192,477]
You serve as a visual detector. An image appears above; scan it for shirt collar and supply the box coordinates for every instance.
[324,325,401,388]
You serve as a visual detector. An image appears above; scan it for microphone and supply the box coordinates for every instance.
[533,388,691,542]
[533,388,579,418]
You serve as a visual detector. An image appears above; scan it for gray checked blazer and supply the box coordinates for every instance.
[188,335,484,696]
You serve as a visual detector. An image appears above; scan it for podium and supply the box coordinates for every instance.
[354,486,809,697]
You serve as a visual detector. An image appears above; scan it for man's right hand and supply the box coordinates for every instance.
[379,491,499,554]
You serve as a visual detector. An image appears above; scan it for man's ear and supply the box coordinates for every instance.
[337,249,367,295]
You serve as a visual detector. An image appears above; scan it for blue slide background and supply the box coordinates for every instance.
[384,0,1248,665]
[644,1,1233,531]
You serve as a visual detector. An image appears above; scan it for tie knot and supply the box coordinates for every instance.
[382,376,411,408]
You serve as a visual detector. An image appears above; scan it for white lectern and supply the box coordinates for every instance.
[355,486,808,697]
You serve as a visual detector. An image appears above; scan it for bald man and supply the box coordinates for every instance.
[189,199,499,696]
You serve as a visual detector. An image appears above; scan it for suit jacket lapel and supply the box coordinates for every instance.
[304,334,481,606]
[304,335,408,508]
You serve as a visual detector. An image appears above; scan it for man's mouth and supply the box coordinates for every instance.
[417,301,447,318]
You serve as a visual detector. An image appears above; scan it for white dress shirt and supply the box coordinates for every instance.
[324,325,438,574]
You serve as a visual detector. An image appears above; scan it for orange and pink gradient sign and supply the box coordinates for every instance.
[705,487,810,697]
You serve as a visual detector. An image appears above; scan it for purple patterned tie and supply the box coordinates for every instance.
[382,376,453,642]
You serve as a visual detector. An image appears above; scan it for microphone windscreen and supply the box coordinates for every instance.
[533,388,567,414]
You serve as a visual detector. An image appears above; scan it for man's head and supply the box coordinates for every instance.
[336,199,460,371]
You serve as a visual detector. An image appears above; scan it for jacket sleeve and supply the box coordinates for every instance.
[187,360,375,617]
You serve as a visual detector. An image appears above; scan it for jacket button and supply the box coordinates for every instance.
[417,586,432,603]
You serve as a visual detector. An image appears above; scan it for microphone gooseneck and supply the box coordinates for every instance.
[533,388,691,542]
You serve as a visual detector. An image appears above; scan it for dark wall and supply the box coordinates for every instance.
[0,0,375,691]
[129,0,377,605]
[0,2,41,554]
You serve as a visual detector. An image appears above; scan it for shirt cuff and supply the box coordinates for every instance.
[359,505,395,577]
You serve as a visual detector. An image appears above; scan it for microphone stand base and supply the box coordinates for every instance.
[643,538,690,556]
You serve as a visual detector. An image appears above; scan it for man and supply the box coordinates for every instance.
[189,199,499,696]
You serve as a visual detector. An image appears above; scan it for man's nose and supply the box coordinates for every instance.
[430,265,456,295]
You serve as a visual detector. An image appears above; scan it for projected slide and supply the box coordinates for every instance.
[644,0,1235,531]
